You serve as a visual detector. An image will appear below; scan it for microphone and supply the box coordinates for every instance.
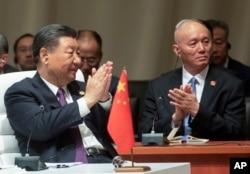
[142,97,167,146]
[150,112,156,134]
[15,105,48,171]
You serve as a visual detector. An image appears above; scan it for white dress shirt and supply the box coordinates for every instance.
[182,66,209,103]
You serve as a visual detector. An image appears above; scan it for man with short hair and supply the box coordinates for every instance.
[5,24,118,163]
[13,33,36,71]
[139,19,245,140]
[206,19,250,97]
[77,30,118,96]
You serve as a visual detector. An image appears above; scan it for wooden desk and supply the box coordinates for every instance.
[120,141,250,174]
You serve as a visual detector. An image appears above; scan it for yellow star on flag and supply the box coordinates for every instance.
[117,81,126,93]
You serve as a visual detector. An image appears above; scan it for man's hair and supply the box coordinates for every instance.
[77,30,102,50]
[0,34,8,55]
[33,24,77,64]
[205,19,229,38]
[174,19,213,42]
[13,33,34,64]
[13,33,34,54]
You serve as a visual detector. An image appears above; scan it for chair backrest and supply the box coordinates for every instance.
[0,71,36,165]
[244,97,250,140]
[128,80,149,140]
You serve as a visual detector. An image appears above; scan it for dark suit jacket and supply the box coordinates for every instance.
[139,65,245,140]
[3,64,19,73]
[227,57,250,97]
[4,72,117,162]
[109,75,119,97]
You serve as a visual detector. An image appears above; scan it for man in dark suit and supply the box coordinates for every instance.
[4,24,118,163]
[206,19,250,97]
[77,30,118,97]
[139,19,245,141]
[0,34,19,74]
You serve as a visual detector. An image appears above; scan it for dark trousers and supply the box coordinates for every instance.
[87,154,113,163]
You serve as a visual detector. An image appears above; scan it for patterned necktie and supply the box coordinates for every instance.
[56,88,88,163]
[183,77,197,141]
[57,88,67,106]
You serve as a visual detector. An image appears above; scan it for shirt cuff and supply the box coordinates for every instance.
[77,97,90,117]
[171,120,181,129]
[98,93,112,111]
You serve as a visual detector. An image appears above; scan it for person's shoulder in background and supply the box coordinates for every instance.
[3,64,19,73]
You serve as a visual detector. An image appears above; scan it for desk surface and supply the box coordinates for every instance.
[128,141,250,155]
[119,141,250,174]
[0,163,190,174]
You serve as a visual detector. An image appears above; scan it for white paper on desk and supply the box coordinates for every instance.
[170,135,209,145]
[45,162,83,168]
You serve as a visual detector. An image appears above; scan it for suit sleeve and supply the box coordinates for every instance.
[139,80,173,137]
[5,83,83,141]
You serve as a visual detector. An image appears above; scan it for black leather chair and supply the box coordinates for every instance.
[128,80,148,140]
[244,97,250,140]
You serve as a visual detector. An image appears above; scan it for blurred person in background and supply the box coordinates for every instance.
[206,19,250,97]
[0,34,19,74]
[77,30,118,97]
[14,33,36,71]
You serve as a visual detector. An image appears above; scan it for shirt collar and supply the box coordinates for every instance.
[223,57,229,68]
[182,65,209,85]
[40,77,68,97]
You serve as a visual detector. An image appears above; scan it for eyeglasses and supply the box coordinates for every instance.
[80,56,100,64]
[17,46,32,53]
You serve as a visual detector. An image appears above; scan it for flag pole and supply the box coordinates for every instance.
[131,148,134,167]
[115,147,151,172]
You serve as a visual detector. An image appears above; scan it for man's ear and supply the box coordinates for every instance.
[1,54,9,62]
[172,44,180,57]
[39,48,49,63]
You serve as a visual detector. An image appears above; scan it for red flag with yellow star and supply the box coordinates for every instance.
[108,69,134,153]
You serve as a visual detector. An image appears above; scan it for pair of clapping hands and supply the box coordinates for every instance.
[168,83,199,125]
[84,61,113,108]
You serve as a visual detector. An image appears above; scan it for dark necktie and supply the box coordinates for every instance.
[183,77,197,140]
[57,88,88,163]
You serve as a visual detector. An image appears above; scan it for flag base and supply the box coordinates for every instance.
[115,166,151,172]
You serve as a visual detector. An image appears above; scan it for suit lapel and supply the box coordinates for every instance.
[172,68,182,88]
[32,73,86,106]
[67,81,86,101]
[167,68,182,114]
[200,66,220,105]
[32,73,61,108]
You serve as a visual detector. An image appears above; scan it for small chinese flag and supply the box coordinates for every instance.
[108,68,134,153]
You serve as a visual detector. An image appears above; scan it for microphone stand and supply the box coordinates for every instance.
[115,148,151,172]
[15,105,48,171]
[141,110,166,146]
